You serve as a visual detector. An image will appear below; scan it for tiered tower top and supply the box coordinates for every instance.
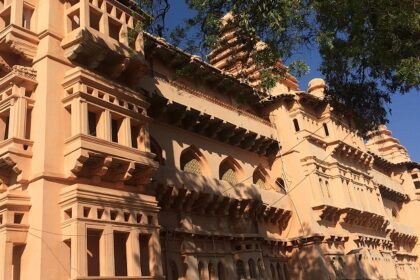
[366,125,411,164]
[207,13,298,91]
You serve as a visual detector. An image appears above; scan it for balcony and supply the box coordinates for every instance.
[371,169,408,203]
[0,137,33,185]
[0,0,39,61]
[312,199,342,224]
[0,190,30,242]
[330,140,374,169]
[148,95,279,157]
[62,68,158,186]
[311,178,348,224]
[64,133,158,185]
[340,207,389,232]
[388,221,417,246]
[154,166,291,227]
[0,190,30,279]
[61,0,148,84]
[59,184,162,280]
[0,25,38,61]
[0,65,36,185]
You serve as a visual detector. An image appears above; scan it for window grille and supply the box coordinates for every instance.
[256,178,265,189]
[222,168,238,185]
[183,158,201,175]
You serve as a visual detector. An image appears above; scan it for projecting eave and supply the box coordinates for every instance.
[0,66,37,92]
[369,151,420,171]
[144,33,265,104]
[62,67,149,109]
[256,93,296,108]
[145,32,301,114]
[114,0,152,22]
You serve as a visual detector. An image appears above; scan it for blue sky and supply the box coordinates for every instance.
[162,1,420,162]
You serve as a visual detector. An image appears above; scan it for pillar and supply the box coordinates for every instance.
[150,231,163,277]
[99,1,109,37]
[243,258,250,280]
[70,222,87,278]
[103,225,115,276]
[127,229,141,276]
[184,255,199,279]
[70,98,88,136]
[0,239,13,280]
[120,117,131,147]
[140,124,151,152]
[8,85,27,139]
[100,110,112,141]
[120,23,128,45]
[10,0,23,27]
[79,0,90,28]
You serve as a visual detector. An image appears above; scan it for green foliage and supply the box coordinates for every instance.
[289,60,310,78]
[138,0,419,132]
[313,0,419,132]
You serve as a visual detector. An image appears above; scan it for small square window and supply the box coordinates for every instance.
[14,213,24,224]
[110,210,118,221]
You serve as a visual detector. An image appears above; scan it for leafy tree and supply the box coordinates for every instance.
[138,0,419,133]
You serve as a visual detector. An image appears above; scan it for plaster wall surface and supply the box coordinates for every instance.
[0,1,418,280]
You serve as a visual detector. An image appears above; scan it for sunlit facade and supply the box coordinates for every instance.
[0,1,419,279]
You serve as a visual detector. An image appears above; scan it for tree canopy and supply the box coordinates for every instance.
[139,0,419,133]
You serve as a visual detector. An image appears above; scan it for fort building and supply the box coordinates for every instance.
[0,1,419,279]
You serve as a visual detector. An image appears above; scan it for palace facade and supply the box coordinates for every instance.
[0,1,419,279]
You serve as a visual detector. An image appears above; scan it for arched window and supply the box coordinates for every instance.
[325,180,331,198]
[236,260,246,280]
[220,157,240,185]
[253,167,268,189]
[150,137,164,165]
[270,264,277,279]
[257,259,265,279]
[323,123,329,136]
[319,178,331,199]
[217,262,225,280]
[248,259,257,278]
[208,262,215,280]
[392,208,399,221]
[275,178,286,193]
[293,118,300,132]
[170,261,179,280]
[318,178,325,197]
[180,146,203,175]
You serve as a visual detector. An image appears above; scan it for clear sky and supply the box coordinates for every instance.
[162,1,420,162]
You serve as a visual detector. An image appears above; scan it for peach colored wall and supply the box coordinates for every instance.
[0,1,418,279]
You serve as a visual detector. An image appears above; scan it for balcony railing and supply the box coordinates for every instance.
[154,166,291,226]
[389,220,417,239]
[371,170,403,192]
[0,66,36,185]
[64,133,158,185]
[0,0,39,60]
[0,190,30,242]
[371,169,408,202]
[311,197,343,224]
[0,24,38,61]
[61,0,148,83]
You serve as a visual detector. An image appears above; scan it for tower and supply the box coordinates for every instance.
[0,0,161,279]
